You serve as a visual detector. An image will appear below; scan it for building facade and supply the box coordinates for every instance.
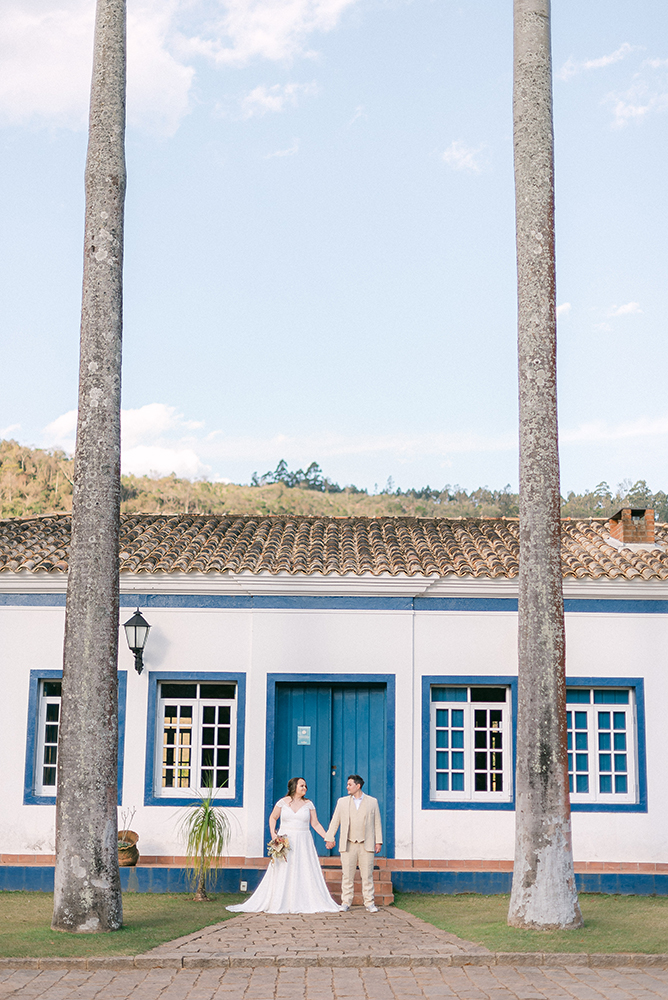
[1,508,667,891]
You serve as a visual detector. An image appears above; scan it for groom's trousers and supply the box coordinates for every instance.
[340,841,375,907]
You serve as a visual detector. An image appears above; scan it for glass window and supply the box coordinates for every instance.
[566,689,636,803]
[430,686,512,802]
[156,681,237,798]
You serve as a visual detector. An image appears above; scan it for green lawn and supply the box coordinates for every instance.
[0,892,244,957]
[394,892,668,953]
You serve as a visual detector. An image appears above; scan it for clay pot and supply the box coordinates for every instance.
[118,829,139,867]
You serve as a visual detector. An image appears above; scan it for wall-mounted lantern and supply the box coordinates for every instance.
[123,609,151,674]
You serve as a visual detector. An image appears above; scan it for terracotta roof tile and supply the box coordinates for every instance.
[1,513,667,581]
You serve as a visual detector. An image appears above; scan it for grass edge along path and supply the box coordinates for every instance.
[0,892,243,958]
[394,892,668,954]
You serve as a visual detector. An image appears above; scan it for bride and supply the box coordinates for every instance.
[227,777,342,913]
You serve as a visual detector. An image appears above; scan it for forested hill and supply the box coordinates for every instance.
[1,439,666,522]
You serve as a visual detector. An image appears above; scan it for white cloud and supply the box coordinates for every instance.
[122,445,208,479]
[442,140,485,174]
[556,302,571,318]
[562,414,668,445]
[558,42,637,82]
[348,105,364,125]
[0,0,193,134]
[608,76,668,128]
[265,139,300,158]
[0,423,21,439]
[41,403,209,478]
[43,410,78,452]
[239,81,317,118]
[177,0,358,68]
[0,0,357,133]
[127,1,195,135]
[609,301,642,317]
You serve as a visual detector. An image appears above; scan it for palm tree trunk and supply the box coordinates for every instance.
[507,0,582,930]
[52,0,126,933]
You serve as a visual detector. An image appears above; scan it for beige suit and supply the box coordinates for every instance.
[325,794,382,907]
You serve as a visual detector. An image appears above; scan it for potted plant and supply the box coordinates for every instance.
[178,787,230,901]
[118,807,139,867]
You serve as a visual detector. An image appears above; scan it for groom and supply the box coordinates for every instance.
[325,774,383,912]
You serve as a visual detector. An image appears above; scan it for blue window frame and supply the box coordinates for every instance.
[567,677,646,813]
[144,672,246,807]
[423,675,646,813]
[422,676,518,811]
[24,670,127,805]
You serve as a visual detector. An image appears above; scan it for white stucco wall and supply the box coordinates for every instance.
[2,589,667,863]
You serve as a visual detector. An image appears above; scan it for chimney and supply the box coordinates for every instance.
[608,507,655,546]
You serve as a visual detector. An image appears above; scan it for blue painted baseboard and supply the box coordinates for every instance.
[391,870,668,896]
[0,867,265,894]
[3,866,667,896]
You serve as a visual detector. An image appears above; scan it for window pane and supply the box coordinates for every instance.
[436,751,449,769]
[43,681,62,697]
[599,774,612,793]
[614,754,627,773]
[575,732,588,750]
[451,710,464,728]
[45,704,60,722]
[435,709,448,727]
[575,754,588,772]
[613,713,626,731]
[599,754,611,772]
[452,772,464,791]
[598,732,611,751]
[451,730,464,748]
[475,773,487,791]
[614,732,626,751]
[432,687,467,702]
[574,712,587,730]
[436,772,449,791]
[436,730,448,748]
[161,683,197,699]
[615,774,628,793]
[474,730,487,748]
[202,706,215,725]
[576,774,589,793]
[451,752,464,770]
[470,687,506,702]
[598,712,611,730]
[566,689,590,703]
[594,690,629,704]
[200,683,236,700]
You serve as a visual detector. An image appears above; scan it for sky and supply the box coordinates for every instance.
[1,0,667,494]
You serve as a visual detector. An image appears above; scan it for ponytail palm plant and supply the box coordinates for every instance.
[178,787,231,902]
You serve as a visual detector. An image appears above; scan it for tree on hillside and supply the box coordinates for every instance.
[507,0,582,929]
[52,0,126,933]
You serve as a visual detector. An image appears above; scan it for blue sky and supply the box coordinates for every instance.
[1,1,667,494]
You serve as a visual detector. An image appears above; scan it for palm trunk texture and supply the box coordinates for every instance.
[52,0,126,933]
[507,0,582,930]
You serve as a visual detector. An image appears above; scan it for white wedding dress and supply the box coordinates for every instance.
[227,798,342,914]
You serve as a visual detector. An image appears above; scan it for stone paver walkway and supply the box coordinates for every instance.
[3,963,668,1000]
[145,905,489,966]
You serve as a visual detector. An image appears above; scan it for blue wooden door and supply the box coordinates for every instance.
[273,683,388,856]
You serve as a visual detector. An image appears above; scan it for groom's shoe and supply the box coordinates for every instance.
[366,904,379,913]
[340,903,351,911]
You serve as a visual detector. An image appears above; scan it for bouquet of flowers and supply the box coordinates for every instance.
[267,834,290,864]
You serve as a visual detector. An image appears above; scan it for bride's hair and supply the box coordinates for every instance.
[287,776,307,799]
